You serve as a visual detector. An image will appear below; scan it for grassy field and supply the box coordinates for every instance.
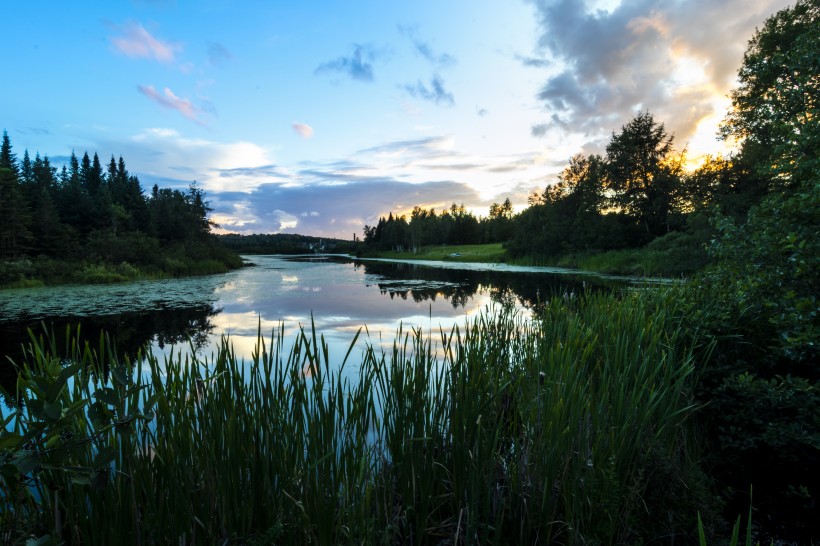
[362,240,706,278]
[363,242,508,263]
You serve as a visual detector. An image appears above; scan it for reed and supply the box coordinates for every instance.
[1,291,707,544]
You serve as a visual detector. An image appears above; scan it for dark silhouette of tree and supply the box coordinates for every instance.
[604,111,683,238]
[0,131,32,258]
[0,131,240,284]
[721,0,819,186]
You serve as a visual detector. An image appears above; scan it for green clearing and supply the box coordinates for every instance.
[363,242,507,263]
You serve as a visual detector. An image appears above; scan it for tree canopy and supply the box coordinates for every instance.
[0,132,240,285]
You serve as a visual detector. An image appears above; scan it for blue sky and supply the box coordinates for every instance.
[2,0,791,238]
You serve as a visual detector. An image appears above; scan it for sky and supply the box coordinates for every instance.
[2,0,792,239]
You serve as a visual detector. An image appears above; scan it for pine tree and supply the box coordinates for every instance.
[0,131,32,257]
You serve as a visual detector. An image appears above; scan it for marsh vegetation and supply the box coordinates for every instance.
[2,292,710,545]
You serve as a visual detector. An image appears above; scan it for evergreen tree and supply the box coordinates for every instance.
[58,151,94,233]
[604,111,683,239]
[0,131,32,257]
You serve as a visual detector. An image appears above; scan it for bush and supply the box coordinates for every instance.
[679,179,819,543]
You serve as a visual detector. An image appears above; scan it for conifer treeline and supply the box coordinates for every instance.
[363,199,514,251]
[0,131,239,283]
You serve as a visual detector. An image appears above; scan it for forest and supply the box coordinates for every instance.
[0,138,241,287]
[359,110,765,277]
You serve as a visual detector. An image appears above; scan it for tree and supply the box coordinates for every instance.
[408,206,437,250]
[692,3,820,539]
[0,131,32,257]
[58,157,92,234]
[486,198,514,243]
[605,111,683,238]
[721,0,819,185]
[558,154,605,215]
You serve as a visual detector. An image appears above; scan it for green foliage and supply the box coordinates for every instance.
[0,327,156,544]
[605,111,685,237]
[0,295,718,544]
[678,180,819,543]
[218,232,357,254]
[705,181,818,365]
[364,242,507,263]
[363,202,508,252]
[721,0,820,185]
[0,132,242,286]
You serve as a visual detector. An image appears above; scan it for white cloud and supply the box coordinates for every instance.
[292,123,314,139]
[137,85,205,125]
[110,22,179,63]
[119,129,275,192]
[525,0,793,158]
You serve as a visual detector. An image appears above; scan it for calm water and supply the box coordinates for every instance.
[0,255,642,387]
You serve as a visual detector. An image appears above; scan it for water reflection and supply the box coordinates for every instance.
[1,254,632,391]
[0,305,218,391]
[345,256,604,309]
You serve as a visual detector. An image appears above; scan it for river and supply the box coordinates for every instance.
[0,254,646,388]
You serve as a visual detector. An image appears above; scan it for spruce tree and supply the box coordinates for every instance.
[0,131,32,257]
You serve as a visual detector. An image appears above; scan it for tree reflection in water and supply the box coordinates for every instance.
[0,304,218,392]
[347,257,612,311]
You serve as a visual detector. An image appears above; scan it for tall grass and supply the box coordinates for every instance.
[1,292,708,544]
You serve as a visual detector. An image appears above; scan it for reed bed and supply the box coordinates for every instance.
[1,292,704,545]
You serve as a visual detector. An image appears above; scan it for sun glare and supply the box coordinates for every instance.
[684,98,737,169]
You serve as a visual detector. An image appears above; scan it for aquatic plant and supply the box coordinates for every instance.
[1,293,711,544]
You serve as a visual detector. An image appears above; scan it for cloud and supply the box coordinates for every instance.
[292,123,314,139]
[315,44,378,82]
[216,177,483,237]
[207,41,232,66]
[516,54,551,68]
[137,85,206,125]
[413,41,456,67]
[398,25,456,68]
[17,127,51,136]
[404,75,455,106]
[531,123,549,137]
[109,22,178,63]
[103,128,275,193]
[525,0,793,150]
[356,136,454,158]
[97,128,548,238]
[206,134,544,236]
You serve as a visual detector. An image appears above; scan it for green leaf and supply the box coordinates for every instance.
[25,535,60,546]
[93,387,119,406]
[94,445,118,466]
[43,399,62,421]
[144,392,162,413]
[88,400,113,429]
[111,366,129,387]
[11,450,39,474]
[91,468,109,491]
[70,474,92,486]
[0,432,23,451]
[45,363,82,402]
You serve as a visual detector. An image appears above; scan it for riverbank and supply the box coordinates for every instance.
[359,238,709,277]
[358,242,507,263]
[0,246,243,289]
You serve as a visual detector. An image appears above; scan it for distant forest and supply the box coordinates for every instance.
[218,233,358,255]
[361,109,769,274]
[0,132,240,286]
